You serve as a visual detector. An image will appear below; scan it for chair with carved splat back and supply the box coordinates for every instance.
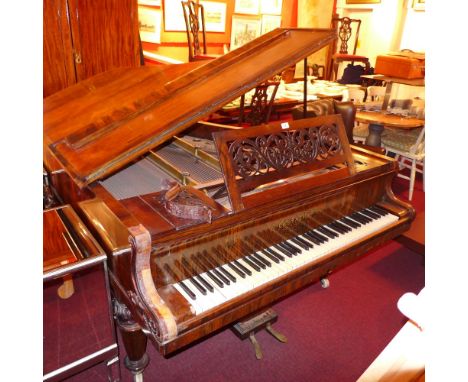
[238,80,281,127]
[181,0,218,62]
[328,16,370,81]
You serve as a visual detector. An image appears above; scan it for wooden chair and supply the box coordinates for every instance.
[381,126,425,201]
[341,87,365,103]
[366,85,386,102]
[238,81,280,126]
[328,16,370,81]
[181,0,216,62]
[308,63,325,79]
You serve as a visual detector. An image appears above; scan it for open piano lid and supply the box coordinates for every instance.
[43,28,336,187]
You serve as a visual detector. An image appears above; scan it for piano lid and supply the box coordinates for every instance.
[43,28,336,187]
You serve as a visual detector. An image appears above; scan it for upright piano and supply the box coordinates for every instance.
[43,28,414,378]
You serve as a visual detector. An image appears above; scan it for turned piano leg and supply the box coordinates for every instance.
[114,301,149,381]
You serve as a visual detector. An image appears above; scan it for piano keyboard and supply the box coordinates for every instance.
[173,205,398,315]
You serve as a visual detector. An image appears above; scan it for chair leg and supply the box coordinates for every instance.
[333,60,339,81]
[408,158,417,201]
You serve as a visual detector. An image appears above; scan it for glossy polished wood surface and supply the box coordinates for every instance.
[43,28,336,187]
[43,205,105,275]
[67,0,140,81]
[43,28,417,374]
[43,0,140,97]
[355,111,425,129]
[43,0,76,97]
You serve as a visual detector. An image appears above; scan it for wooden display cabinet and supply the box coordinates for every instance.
[43,0,141,97]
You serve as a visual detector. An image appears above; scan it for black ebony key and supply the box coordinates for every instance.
[350,213,370,224]
[303,231,323,245]
[317,226,338,239]
[194,255,224,288]
[204,252,231,285]
[213,268,230,285]
[274,244,294,258]
[360,209,380,220]
[219,265,236,283]
[328,222,347,234]
[248,254,266,269]
[261,249,280,264]
[370,205,390,216]
[297,234,314,248]
[290,236,310,250]
[282,240,302,254]
[243,256,261,272]
[189,277,207,295]
[214,258,236,282]
[340,217,361,228]
[263,247,285,261]
[234,259,252,276]
[205,270,224,287]
[311,229,329,242]
[227,262,246,278]
[355,212,373,223]
[179,280,197,300]
[196,275,214,293]
[333,221,352,233]
[252,252,271,267]
[297,234,316,248]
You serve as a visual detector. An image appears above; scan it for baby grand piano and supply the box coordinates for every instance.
[43,28,414,379]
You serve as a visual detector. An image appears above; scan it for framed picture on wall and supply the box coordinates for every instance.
[345,0,380,4]
[412,0,425,11]
[234,0,260,15]
[260,0,282,15]
[164,0,187,31]
[138,7,162,43]
[200,1,227,32]
[138,0,162,6]
[261,14,281,34]
[230,15,261,50]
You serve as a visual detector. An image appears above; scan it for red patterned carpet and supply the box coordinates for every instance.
[64,175,425,382]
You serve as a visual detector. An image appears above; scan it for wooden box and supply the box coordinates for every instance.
[374,54,425,79]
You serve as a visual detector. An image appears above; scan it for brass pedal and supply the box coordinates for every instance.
[249,332,263,360]
[266,322,287,343]
[232,308,286,360]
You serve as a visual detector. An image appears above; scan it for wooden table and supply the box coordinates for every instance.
[355,110,425,147]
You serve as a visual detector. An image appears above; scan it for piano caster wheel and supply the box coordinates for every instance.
[133,372,144,382]
[320,277,330,288]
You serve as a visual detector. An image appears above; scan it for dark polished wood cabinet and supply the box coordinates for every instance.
[43,205,120,381]
[43,0,141,97]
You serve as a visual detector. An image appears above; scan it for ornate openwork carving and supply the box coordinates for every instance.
[187,3,202,56]
[228,124,341,178]
[338,17,353,54]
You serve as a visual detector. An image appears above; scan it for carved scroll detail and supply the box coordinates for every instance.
[228,124,341,178]
[129,225,178,342]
